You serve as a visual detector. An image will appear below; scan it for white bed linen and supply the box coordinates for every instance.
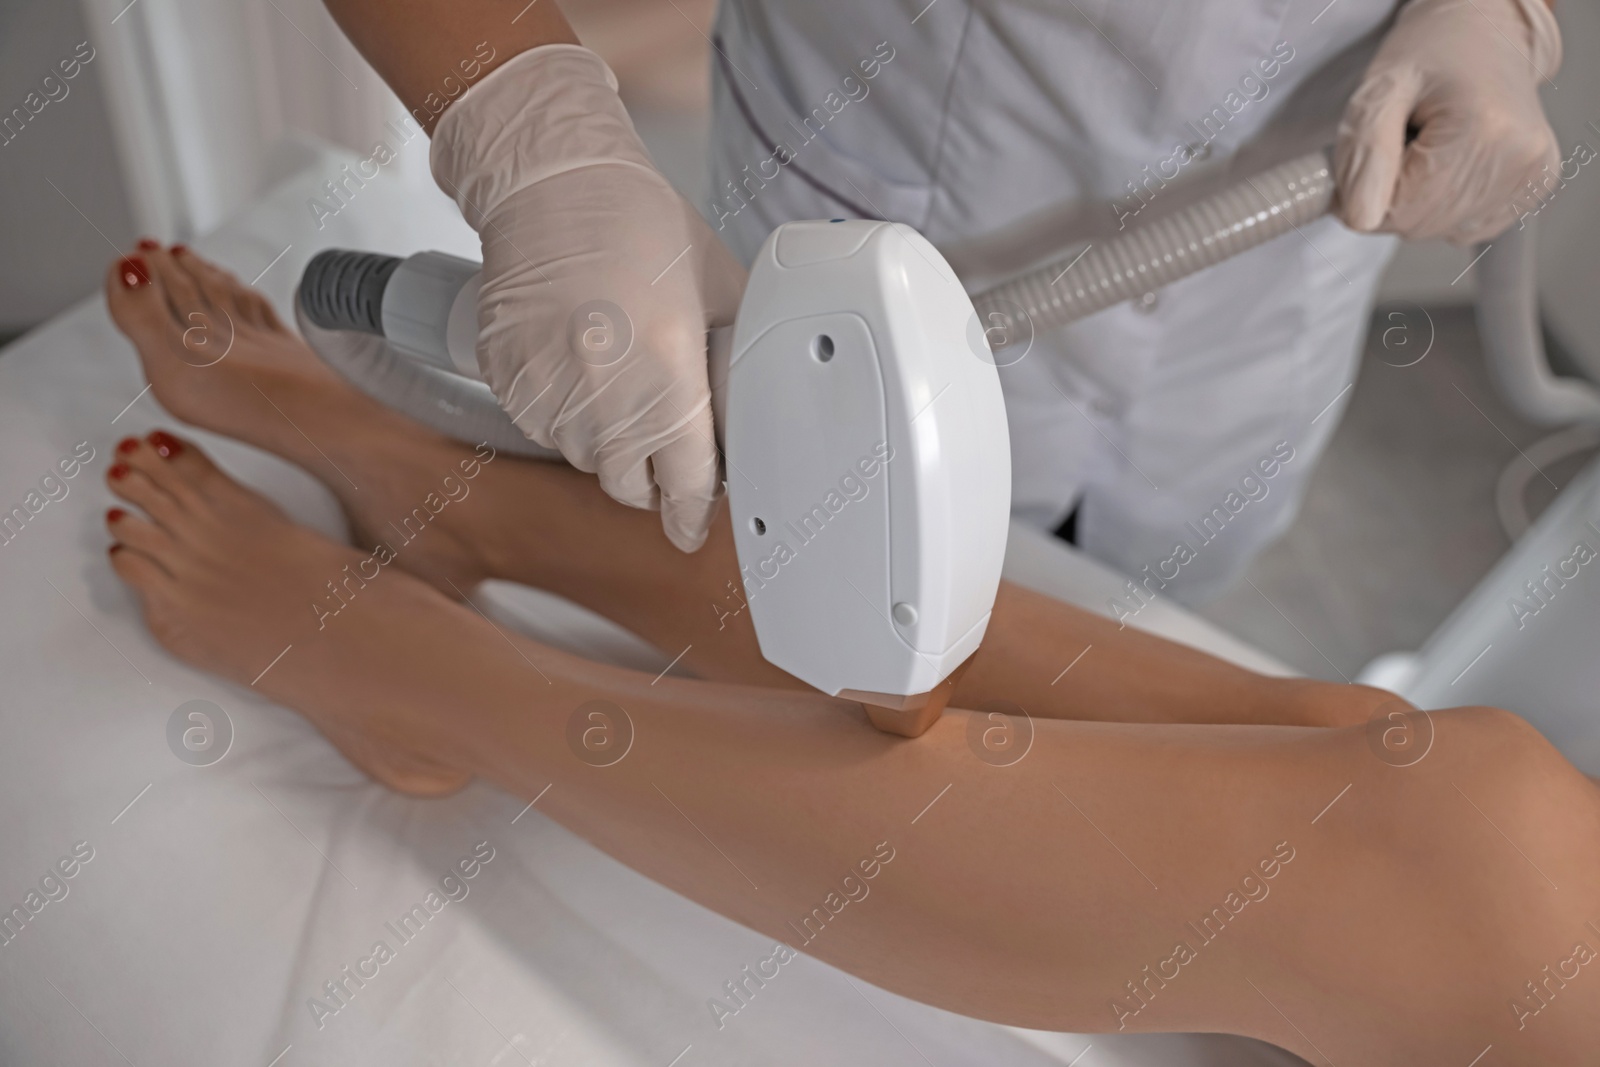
[0,144,1303,1067]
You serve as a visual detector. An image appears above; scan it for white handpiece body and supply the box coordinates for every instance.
[718,220,1009,700]
[374,220,1011,700]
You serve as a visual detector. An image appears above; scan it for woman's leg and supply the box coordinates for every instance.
[102,426,1600,1064]
[105,246,1376,731]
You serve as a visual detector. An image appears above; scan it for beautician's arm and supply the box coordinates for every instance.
[320,0,742,556]
[322,0,577,132]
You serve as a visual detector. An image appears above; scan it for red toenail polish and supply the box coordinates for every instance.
[116,437,140,455]
[136,238,160,251]
[118,256,150,289]
[171,244,189,256]
[107,508,127,523]
[148,431,183,458]
[109,463,129,481]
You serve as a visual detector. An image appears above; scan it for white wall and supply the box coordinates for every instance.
[0,0,426,338]
[78,0,427,242]
[0,1,136,335]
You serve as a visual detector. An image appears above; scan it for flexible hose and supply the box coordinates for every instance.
[296,156,1338,455]
[1474,220,1600,427]
[299,249,398,336]
[970,150,1337,344]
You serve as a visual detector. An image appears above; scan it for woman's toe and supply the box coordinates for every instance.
[104,254,172,339]
[118,431,209,499]
[140,245,206,318]
[175,247,289,333]
[143,429,204,472]
[107,457,184,528]
[123,430,282,526]
[107,542,174,591]
[142,430,237,497]
[107,506,174,559]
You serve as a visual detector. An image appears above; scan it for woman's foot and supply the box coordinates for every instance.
[105,243,496,596]
[106,429,473,796]
[101,244,794,694]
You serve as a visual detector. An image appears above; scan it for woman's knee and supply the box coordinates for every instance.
[1429,708,1600,1051]
[1322,704,1596,926]
[1437,704,1586,798]
[1391,704,1600,933]
[1307,706,1600,1048]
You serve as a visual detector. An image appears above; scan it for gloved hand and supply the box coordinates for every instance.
[431,44,745,551]
[1334,0,1562,244]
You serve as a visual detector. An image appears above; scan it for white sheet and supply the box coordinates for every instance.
[0,143,1303,1067]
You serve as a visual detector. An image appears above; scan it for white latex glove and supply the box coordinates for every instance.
[431,44,745,551]
[1334,0,1562,244]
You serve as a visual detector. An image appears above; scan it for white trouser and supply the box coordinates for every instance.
[707,0,1401,601]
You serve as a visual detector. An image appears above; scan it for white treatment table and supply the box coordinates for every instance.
[0,143,1307,1067]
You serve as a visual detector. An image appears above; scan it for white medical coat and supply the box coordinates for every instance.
[707,0,1403,602]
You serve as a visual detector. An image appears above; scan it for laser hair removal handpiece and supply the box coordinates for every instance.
[298,221,1012,731]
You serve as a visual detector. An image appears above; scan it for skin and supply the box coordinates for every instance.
[321,0,578,135]
[100,245,1600,1064]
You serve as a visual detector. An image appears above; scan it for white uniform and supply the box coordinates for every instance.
[707,0,1402,603]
